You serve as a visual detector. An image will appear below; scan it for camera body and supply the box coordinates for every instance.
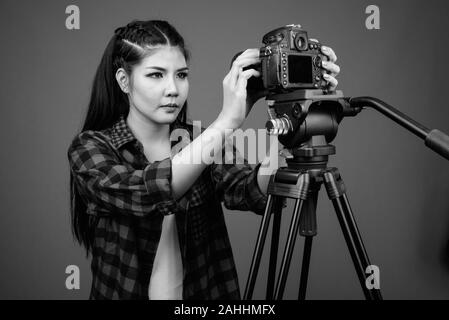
[231,24,349,148]
[257,24,328,93]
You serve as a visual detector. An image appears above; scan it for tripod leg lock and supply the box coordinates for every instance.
[298,172,310,200]
[323,168,346,199]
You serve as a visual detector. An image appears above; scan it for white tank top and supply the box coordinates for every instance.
[148,214,183,299]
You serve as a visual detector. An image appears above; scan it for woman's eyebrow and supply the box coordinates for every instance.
[145,66,189,71]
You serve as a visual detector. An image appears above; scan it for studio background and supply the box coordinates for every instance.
[0,0,448,299]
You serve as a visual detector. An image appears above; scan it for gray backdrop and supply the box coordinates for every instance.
[0,0,448,300]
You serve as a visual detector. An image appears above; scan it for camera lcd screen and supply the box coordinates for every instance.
[288,55,313,84]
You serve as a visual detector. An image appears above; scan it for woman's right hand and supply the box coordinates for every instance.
[218,49,261,130]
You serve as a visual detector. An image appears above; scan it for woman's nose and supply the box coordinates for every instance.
[165,76,179,97]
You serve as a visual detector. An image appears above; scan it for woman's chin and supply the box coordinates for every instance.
[156,112,180,124]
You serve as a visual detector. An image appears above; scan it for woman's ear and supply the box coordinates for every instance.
[115,68,130,93]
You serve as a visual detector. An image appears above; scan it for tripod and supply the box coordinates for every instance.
[243,90,449,300]
[243,137,383,300]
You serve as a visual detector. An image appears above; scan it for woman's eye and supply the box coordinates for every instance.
[178,72,189,79]
[147,72,163,78]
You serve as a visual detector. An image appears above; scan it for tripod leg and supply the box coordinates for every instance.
[266,197,283,300]
[273,198,305,300]
[324,169,383,300]
[297,188,319,300]
[298,236,313,300]
[273,195,308,299]
[243,194,274,299]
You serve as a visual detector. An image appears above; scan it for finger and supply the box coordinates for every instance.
[228,49,260,87]
[321,45,337,63]
[233,49,259,66]
[233,56,260,69]
[237,69,261,87]
[323,73,338,91]
[321,61,340,77]
[238,48,260,59]
[236,69,260,93]
[228,58,258,89]
[309,38,319,43]
[240,69,261,79]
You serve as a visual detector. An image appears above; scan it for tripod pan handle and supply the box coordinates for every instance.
[425,129,449,161]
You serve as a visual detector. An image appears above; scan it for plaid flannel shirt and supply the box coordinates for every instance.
[68,116,267,300]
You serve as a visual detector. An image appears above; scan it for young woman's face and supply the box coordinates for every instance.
[127,46,189,125]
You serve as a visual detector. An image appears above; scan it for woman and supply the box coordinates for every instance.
[68,20,339,300]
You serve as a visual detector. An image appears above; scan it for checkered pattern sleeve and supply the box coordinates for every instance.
[210,146,268,215]
[68,131,176,217]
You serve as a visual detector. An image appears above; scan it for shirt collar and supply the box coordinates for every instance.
[110,116,136,149]
[109,116,191,150]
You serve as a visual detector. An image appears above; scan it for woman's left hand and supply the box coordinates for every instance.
[312,40,340,91]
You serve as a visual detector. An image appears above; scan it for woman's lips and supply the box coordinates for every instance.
[160,103,179,108]
[160,103,179,112]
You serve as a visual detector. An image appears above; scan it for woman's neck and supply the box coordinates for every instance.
[126,109,170,145]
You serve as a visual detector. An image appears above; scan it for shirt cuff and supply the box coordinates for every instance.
[143,157,178,216]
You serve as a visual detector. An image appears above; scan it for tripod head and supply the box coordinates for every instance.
[264,89,354,173]
[265,89,360,149]
[265,89,449,162]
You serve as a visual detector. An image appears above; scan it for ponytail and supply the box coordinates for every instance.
[82,35,129,131]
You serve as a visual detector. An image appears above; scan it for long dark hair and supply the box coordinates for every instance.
[70,20,190,255]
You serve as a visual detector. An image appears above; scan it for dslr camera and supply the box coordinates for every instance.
[242,24,329,95]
